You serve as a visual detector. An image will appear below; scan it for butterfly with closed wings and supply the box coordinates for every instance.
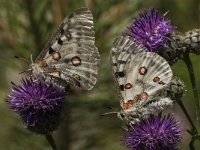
[30,7,100,90]
[111,35,173,124]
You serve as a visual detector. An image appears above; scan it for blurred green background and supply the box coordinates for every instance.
[0,0,200,149]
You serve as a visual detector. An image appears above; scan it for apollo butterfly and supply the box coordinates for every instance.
[30,8,100,90]
[111,35,173,124]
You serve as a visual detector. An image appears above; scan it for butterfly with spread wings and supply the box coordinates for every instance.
[30,8,100,90]
[111,35,173,124]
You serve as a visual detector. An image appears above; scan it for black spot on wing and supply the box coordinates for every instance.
[119,85,124,91]
[118,60,126,64]
[64,58,70,64]
[49,47,55,54]
[61,28,64,34]
[67,13,74,19]
[115,72,125,78]
[58,38,63,45]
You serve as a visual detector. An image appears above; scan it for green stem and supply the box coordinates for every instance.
[177,99,197,132]
[183,54,200,128]
[45,134,58,150]
[177,98,199,150]
[189,138,195,150]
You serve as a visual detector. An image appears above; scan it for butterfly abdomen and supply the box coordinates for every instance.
[44,75,69,90]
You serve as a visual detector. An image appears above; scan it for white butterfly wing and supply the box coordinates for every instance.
[111,36,172,110]
[123,52,173,103]
[34,8,100,90]
[111,35,147,88]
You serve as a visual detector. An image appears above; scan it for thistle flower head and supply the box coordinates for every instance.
[128,8,175,51]
[7,78,66,134]
[184,29,200,55]
[122,113,182,150]
[158,31,186,65]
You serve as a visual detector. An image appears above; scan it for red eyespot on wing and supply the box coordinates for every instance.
[139,66,147,75]
[123,100,134,110]
[52,52,61,61]
[141,92,149,100]
[127,100,134,105]
[123,103,129,110]
[71,56,81,66]
[124,83,133,89]
[153,76,160,82]
[49,71,61,78]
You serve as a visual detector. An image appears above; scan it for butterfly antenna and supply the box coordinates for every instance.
[15,56,33,74]
[30,54,33,65]
[14,56,30,64]
[163,10,169,16]
[100,112,118,116]
[121,126,128,131]
[19,69,32,74]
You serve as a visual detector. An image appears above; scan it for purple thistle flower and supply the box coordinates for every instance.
[7,78,66,134]
[122,113,182,150]
[127,9,175,51]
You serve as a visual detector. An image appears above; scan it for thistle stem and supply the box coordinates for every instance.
[45,134,58,150]
[189,138,195,150]
[183,54,200,128]
[177,99,197,132]
[177,99,199,150]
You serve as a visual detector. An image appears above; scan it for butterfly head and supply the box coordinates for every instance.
[30,59,48,78]
[117,109,140,124]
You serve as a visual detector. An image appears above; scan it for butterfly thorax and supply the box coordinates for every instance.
[117,110,140,124]
[118,100,152,125]
[31,60,47,78]
[30,60,68,89]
